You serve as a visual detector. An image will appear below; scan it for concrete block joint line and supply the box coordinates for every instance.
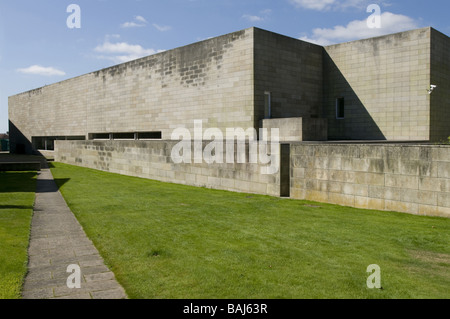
[22,160,127,299]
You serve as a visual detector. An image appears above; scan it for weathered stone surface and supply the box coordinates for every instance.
[55,140,281,197]
[324,27,450,142]
[291,144,450,218]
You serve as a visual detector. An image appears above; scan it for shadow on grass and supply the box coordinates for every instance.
[0,172,37,193]
[0,171,70,193]
[0,205,34,210]
[47,162,56,169]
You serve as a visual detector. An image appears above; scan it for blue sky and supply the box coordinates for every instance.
[1,0,449,134]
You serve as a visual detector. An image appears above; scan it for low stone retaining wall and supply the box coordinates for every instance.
[290,143,450,218]
[55,140,450,218]
[55,140,281,197]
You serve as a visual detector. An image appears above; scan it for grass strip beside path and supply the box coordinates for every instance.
[51,163,450,299]
[0,171,36,299]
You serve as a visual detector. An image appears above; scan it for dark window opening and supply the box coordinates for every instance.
[66,136,86,141]
[280,144,291,198]
[336,97,345,119]
[91,133,111,140]
[138,132,162,140]
[33,137,46,151]
[32,136,86,151]
[264,91,272,119]
[112,133,136,140]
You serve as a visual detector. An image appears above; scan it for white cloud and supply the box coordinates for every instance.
[289,0,371,11]
[122,16,171,32]
[121,22,145,28]
[299,35,334,46]
[121,16,147,28]
[95,41,163,63]
[242,8,272,22]
[152,23,172,32]
[135,16,147,23]
[17,65,66,76]
[106,34,121,40]
[242,14,264,22]
[300,12,419,45]
[290,0,336,11]
[260,9,273,15]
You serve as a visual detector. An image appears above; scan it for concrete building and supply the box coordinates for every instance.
[324,27,449,141]
[9,26,450,154]
[8,27,323,155]
[7,27,450,217]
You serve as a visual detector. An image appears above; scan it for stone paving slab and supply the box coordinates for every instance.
[22,163,127,299]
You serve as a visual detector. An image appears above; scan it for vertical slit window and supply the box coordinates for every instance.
[336,97,345,119]
[264,91,272,119]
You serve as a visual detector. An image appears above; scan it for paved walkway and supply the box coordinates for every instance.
[22,162,127,299]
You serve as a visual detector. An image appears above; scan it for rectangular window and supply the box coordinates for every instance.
[137,132,162,140]
[32,137,46,151]
[336,97,345,119]
[112,133,136,140]
[66,136,86,141]
[91,133,111,140]
[46,139,55,151]
[264,91,272,119]
[32,136,85,151]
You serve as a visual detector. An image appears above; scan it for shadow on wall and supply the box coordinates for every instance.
[9,121,35,155]
[323,51,386,141]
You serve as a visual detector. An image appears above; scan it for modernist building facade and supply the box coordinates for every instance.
[8,27,450,217]
[9,26,450,155]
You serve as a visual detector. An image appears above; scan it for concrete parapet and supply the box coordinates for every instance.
[262,118,328,142]
[55,140,281,197]
[56,140,450,218]
[291,143,450,218]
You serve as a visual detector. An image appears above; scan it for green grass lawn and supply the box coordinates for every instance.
[50,162,450,299]
[0,171,36,299]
